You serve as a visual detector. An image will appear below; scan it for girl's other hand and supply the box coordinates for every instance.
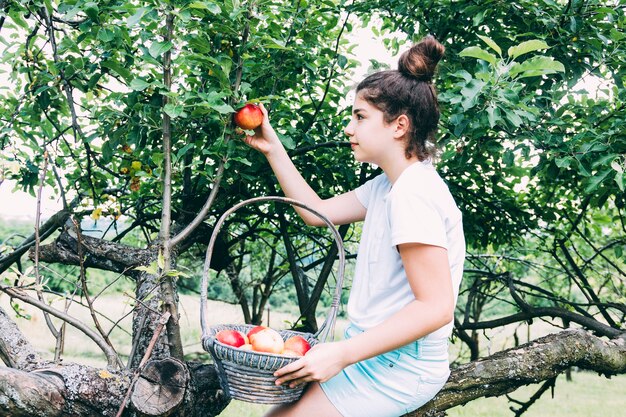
[241,103,282,156]
[273,342,350,388]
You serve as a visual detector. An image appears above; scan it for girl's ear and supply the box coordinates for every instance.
[393,114,410,139]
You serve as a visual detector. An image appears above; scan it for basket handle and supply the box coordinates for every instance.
[200,196,346,344]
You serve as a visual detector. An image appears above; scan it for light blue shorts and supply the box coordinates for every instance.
[320,324,450,417]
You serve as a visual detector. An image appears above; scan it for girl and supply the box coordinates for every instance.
[243,36,465,417]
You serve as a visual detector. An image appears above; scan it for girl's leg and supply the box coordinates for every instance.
[263,382,343,417]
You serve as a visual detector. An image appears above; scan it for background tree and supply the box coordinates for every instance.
[0,0,625,416]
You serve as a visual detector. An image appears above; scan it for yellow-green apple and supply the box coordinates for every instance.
[233,103,263,130]
[283,335,311,356]
[249,328,284,354]
[216,329,247,348]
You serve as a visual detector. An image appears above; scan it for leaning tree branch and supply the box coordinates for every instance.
[0,287,122,369]
[405,329,626,417]
[30,220,153,277]
[0,208,72,274]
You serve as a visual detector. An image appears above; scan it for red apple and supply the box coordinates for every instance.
[283,335,311,356]
[247,325,267,340]
[233,103,263,130]
[249,328,284,354]
[216,329,247,348]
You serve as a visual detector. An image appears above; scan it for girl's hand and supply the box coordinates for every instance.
[273,342,350,388]
[241,103,282,156]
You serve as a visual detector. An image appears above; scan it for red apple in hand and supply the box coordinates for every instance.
[216,329,248,348]
[249,328,284,354]
[234,103,263,130]
[283,335,311,356]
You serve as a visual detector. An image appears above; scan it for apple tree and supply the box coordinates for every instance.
[0,0,364,415]
[0,0,625,416]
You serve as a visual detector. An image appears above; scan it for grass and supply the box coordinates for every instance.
[2,293,624,416]
[217,372,626,417]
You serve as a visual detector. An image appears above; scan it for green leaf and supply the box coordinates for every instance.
[509,56,565,78]
[102,141,113,163]
[277,132,296,149]
[127,8,147,27]
[102,60,133,83]
[616,172,625,192]
[135,263,158,276]
[478,35,502,56]
[97,28,116,42]
[149,41,173,58]
[507,39,549,59]
[176,143,195,161]
[166,269,189,278]
[460,46,497,65]
[460,79,486,110]
[83,2,99,22]
[486,105,500,128]
[151,152,164,167]
[503,150,514,166]
[130,78,152,91]
[210,102,235,114]
[337,54,348,68]
[555,156,573,168]
[505,110,523,127]
[164,103,185,118]
[585,169,612,193]
[189,2,221,14]
[9,11,29,29]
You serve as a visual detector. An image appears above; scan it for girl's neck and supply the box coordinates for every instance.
[380,155,421,184]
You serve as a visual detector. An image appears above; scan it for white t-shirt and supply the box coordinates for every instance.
[348,160,465,340]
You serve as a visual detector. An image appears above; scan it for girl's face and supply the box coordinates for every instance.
[344,95,401,166]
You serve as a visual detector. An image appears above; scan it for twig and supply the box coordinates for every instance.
[507,376,557,416]
[115,312,171,417]
[72,217,120,359]
[33,151,60,342]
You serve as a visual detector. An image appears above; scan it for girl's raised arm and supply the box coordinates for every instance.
[243,103,366,226]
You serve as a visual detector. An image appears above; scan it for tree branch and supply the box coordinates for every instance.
[30,221,152,277]
[405,329,626,416]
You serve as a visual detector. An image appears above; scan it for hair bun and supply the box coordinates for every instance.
[398,36,445,82]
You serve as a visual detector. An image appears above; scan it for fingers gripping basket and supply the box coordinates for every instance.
[200,196,346,404]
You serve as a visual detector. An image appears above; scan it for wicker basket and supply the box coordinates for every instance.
[200,197,346,404]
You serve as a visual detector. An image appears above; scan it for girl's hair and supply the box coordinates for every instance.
[356,36,445,161]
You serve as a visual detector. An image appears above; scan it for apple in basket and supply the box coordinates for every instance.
[216,329,248,348]
[249,328,284,354]
[283,335,311,357]
[247,325,268,340]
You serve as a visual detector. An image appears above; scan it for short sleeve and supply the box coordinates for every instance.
[388,192,447,249]
[354,174,384,209]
